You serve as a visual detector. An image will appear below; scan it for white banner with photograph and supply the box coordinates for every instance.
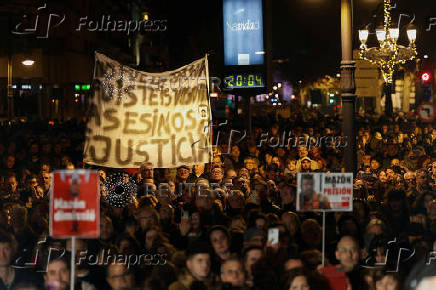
[83,52,212,168]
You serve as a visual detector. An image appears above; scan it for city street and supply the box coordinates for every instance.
[1,1,436,290]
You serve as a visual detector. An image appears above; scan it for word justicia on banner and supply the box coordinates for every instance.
[83,53,212,169]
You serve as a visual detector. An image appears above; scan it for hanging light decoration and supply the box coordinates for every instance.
[358,0,417,84]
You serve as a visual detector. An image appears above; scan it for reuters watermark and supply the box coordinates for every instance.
[135,182,236,198]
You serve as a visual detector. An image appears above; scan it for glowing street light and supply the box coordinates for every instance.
[22,59,35,66]
[358,29,369,44]
[142,12,150,21]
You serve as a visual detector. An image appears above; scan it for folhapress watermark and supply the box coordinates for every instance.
[427,17,436,32]
[13,238,167,272]
[76,16,167,35]
[12,3,167,38]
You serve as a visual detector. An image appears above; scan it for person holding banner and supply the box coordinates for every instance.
[298,174,330,210]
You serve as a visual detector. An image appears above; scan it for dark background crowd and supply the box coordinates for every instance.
[1,105,436,290]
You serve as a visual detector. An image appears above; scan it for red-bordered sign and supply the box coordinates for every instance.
[50,170,100,238]
[296,173,353,212]
[417,102,436,123]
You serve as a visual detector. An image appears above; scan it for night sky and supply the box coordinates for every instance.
[166,0,436,84]
[1,0,435,85]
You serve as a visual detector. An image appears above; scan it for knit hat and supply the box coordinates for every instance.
[186,240,212,259]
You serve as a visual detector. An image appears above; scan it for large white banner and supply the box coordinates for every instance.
[83,52,212,168]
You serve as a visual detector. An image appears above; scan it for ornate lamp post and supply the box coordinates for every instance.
[358,0,417,116]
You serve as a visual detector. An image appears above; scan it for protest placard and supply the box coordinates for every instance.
[50,170,100,238]
[297,173,353,212]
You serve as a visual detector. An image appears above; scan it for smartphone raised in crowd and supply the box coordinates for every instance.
[181,210,190,222]
[268,228,279,245]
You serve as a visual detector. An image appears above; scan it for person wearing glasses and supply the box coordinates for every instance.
[320,235,362,290]
[220,256,247,288]
[335,236,360,273]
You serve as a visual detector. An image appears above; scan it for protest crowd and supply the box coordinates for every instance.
[1,105,436,290]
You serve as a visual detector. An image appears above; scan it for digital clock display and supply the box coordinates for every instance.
[224,73,264,88]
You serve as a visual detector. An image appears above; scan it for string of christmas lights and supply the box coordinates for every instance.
[359,0,417,84]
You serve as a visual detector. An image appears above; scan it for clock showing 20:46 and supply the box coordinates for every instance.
[224,73,264,89]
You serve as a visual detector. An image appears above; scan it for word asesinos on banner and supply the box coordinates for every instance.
[89,108,206,136]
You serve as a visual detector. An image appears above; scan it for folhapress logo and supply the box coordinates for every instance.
[12,3,65,39]
[11,3,167,38]
[427,17,436,31]
[226,19,260,31]
[76,16,167,35]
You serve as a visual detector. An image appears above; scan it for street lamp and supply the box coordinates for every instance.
[141,11,149,21]
[7,57,35,120]
[22,59,35,66]
[358,0,417,116]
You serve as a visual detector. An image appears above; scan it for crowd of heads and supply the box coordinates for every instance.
[0,108,436,289]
